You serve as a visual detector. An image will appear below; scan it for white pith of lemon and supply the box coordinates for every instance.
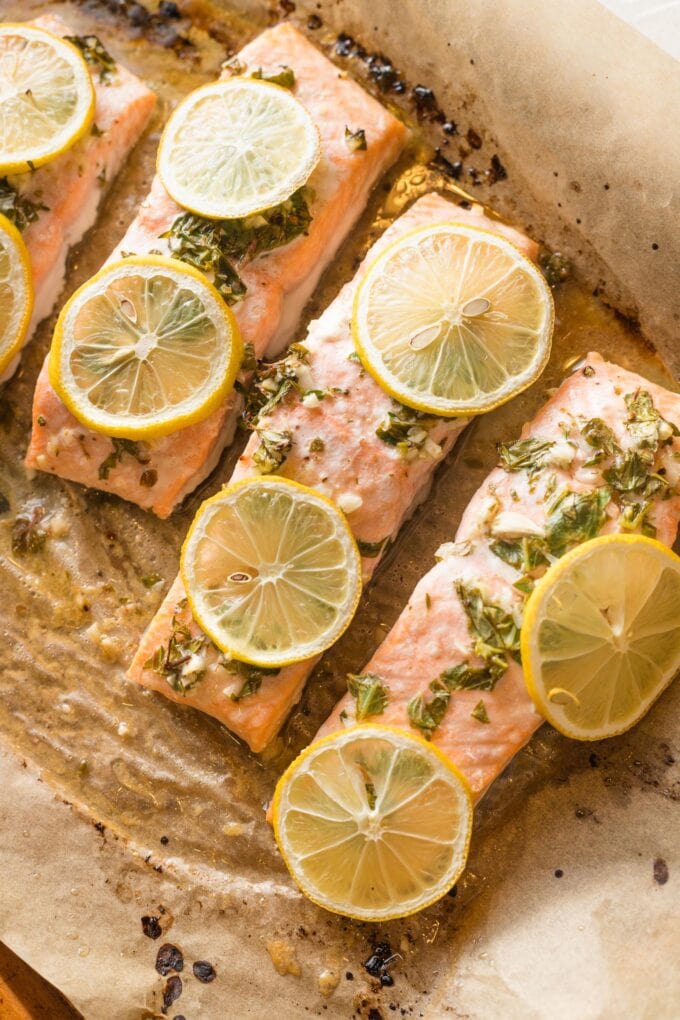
[272,724,473,921]
[0,24,95,174]
[0,212,33,378]
[48,255,242,440]
[157,77,321,220]
[181,476,362,669]
[352,221,553,416]
[522,534,680,740]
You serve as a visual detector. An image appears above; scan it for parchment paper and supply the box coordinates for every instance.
[0,2,678,1018]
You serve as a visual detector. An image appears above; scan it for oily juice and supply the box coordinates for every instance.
[0,1,677,1012]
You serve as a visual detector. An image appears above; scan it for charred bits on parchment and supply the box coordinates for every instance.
[193,959,217,983]
[162,974,182,1014]
[156,943,184,976]
[85,0,194,56]
[141,914,163,940]
[363,941,399,987]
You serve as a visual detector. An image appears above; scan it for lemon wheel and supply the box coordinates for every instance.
[352,222,553,416]
[272,724,473,921]
[0,212,33,377]
[522,534,680,740]
[181,477,362,668]
[48,255,242,439]
[157,77,320,220]
[0,24,95,174]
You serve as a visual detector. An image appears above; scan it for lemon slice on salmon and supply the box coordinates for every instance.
[352,222,553,416]
[49,255,242,440]
[157,77,321,220]
[181,477,362,668]
[522,534,680,741]
[272,724,473,921]
[0,24,95,174]
[0,212,33,378]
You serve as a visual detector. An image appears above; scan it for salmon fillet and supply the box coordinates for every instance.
[317,353,680,798]
[127,192,539,751]
[0,15,156,382]
[25,23,408,516]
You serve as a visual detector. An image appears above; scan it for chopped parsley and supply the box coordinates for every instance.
[471,699,490,724]
[162,188,312,306]
[144,600,207,695]
[12,503,47,554]
[243,343,309,428]
[98,438,151,480]
[347,673,389,720]
[309,437,325,453]
[376,402,443,459]
[498,437,554,474]
[252,65,296,88]
[0,177,47,231]
[65,35,117,83]
[225,659,279,702]
[252,428,293,474]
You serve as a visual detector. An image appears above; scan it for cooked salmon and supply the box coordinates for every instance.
[127,192,539,751]
[0,15,156,382]
[25,23,408,515]
[317,353,680,798]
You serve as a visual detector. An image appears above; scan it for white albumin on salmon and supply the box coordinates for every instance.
[25,23,408,516]
[1,15,156,382]
[127,192,539,751]
[317,353,680,799]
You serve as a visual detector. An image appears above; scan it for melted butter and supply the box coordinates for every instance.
[0,0,677,1006]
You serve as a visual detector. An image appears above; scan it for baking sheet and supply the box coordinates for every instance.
[0,1,678,1017]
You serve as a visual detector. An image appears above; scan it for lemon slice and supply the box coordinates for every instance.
[272,724,473,921]
[181,477,362,668]
[0,212,33,378]
[522,534,680,741]
[0,24,95,174]
[352,222,553,416]
[48,255,242,440]
[157,77,321,220]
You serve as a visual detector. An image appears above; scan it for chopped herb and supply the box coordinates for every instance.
[425,593,432,609]
[407,688,449,737]
[11,503,47,554]
[356,536,388,558]
[345,126,367,151]
[376,402,443,459]
[240,341,257,373]
[498,437,554,474]
[309,436,325,453]
[347,673,389,720]
[98,438,150,480]
[162,188,312,305]
[364,781,377,810]
[141,572,163,588]
[581,417,619,462]
[456,581,521,674]
[242,344,310,426]
[144,600,207,695]
[252,65,296,88]
[539,250,572,287]
[489,535,549,573]
[91,122,103,137]
[225,659,279,702]
[471,699,490,724]
[625,390,678,449]
[37,415,46,427]
[253,428,292,473]
[0,178,48,231]
[545,487,611,556]
[140,468,158,488]
[65,35,117,83]
[0,493,9,515]
[222,56,247,76]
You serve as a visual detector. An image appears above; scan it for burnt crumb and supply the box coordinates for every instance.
[140,468,158,487]
[466,166,481,186]
[430,149,462,180]
[366,53,399,93]
[98,0,194,56]
[335,32,355,57]
[589,752,600,767]
[363,941,398,986]
[159,1,181,16]
[141,915,163,940]
[156,943,184,976]
[162,974,182,1014]
[94,821,105,834]
[443,120,458,135]
[487,154,507,183]
[368,1010,384,1020]
[575,807,594,820]
[458,200,472,210]
[448,884,458,897]
[307,13,322,29]
[0,492,10,515]
[346,971,354,980]
[411,84,437,114]
[280,0,296,11]
[554,869,564,878]
[193,960,217,983]
[173,1016,186,1020]
[466,127,483,149]
[652,242,659,251]
[160,835,170,845]
[653,858,669,885]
